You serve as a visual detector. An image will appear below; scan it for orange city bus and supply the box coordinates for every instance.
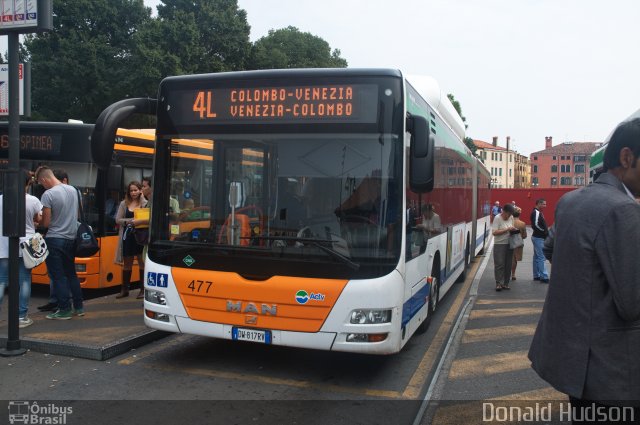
[0,122,154,289]
[92,69,491,354]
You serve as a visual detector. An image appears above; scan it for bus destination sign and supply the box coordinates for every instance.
[168,83,379,125]
[0,133,62,156]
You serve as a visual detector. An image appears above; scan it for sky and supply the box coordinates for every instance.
[4,1,638,156]
[142,0,640,156]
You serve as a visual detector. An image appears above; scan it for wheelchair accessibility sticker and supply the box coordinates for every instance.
[147,272,169,288]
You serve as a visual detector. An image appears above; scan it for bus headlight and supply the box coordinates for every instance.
[350,309,391,324]
[75,264,86,273]
[145,290,167,305]
[346,333,388,343]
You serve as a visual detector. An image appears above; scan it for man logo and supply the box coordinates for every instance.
[245,315,258,324]
[226,301,277,316]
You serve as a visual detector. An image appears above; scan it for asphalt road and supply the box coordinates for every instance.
[1,256,480,425]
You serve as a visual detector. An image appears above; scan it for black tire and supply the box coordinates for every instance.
[478,224,487,256]
[417,267,439,334]
[456,238,471,283]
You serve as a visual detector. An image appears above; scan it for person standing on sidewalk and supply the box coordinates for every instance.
[0,171,43,328]
[114,181,147,299]
[491,201,501,220]
[35,166,84,320]
[36,169,77,313]
[530,198,549,283]
[132,176,153,299]
[510,207,527,281]
[529,118,640,415]
[491,203,517,291]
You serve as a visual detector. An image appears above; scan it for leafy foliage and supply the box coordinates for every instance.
[129,0,252,98]
[16,0,347,122]
[22,0,151,122]
[464,136,477,155]
[248,26,347,69]
[447,93,477,155]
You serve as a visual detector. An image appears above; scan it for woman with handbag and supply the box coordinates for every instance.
[114,181,147,299]
[491,203,517,291]
[511,207,528,281]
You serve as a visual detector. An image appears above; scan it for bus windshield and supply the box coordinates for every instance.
[150,132,402,279]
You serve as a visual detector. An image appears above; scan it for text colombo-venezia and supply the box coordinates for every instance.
[230,87,354,103]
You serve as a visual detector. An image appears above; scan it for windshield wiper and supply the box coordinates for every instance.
[252,236,360,270]
[151,241,229,257]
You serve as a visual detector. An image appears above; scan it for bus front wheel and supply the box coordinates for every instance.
[417,264,440,334]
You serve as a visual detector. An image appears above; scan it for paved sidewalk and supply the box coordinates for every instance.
[1,291,167,360]
[428,227,568,424]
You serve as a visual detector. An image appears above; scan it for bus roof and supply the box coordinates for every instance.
[405,75,466,141]
[160,68,404,85]
[158,68,465,140]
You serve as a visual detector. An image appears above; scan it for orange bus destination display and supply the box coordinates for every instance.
[167,83,379,125]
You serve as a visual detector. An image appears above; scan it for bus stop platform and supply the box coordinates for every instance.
[0,294,169,361]
[423,226,567,424]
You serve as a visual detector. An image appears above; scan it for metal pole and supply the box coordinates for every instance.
[0,32,27,357]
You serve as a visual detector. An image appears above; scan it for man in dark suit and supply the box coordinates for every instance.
[529,118,640,416]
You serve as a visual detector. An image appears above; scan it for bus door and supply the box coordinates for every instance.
[446,222,466,279]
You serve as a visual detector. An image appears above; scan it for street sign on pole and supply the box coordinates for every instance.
[0,0,52,33]
[0,63,24,115]
[0,0,51,358]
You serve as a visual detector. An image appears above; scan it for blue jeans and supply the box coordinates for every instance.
[45,237,83,311]
[531,236,549,280]
[0,258,32,318]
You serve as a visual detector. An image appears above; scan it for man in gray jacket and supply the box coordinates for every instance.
[529,118,640,415]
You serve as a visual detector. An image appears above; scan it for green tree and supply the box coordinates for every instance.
[447,93,477,155]
[22,0,151,122]
[130,0,251,97]
[248,26,347,69]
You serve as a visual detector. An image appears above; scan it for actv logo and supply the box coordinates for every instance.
[295,290,326,304]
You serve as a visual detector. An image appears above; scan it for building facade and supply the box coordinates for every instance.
[530,137,602,189]
[513,152,531,188]
[474,136,525,188]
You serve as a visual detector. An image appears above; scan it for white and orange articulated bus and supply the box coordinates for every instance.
[92,69,491,354]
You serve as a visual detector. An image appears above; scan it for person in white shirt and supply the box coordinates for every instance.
[0,171,43,328]
[416,203,442,238]
[491,203,517,291]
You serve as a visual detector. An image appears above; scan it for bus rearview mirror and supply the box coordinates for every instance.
[410,115,430,158]
[409,115,435,192]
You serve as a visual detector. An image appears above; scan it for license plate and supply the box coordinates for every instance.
[232,327,272,344]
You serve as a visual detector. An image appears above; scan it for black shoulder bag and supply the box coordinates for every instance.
[75,189,100,257]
